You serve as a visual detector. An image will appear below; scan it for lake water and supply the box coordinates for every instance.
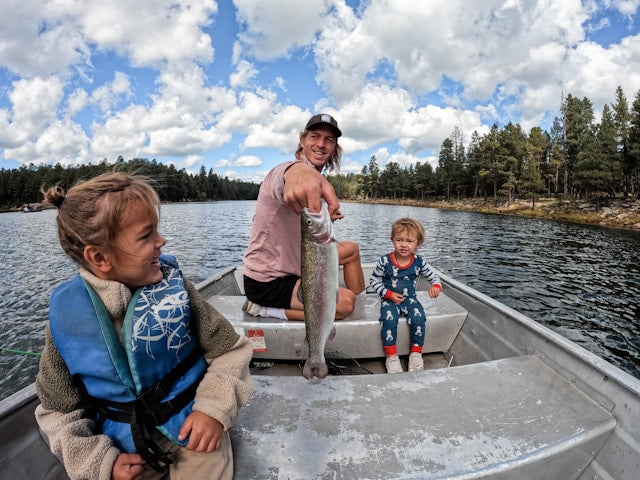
[1,201,639,400]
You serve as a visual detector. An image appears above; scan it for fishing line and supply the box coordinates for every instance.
[325,349,374,375]
[0,347,42,357]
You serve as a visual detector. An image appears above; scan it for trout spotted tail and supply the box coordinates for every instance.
[300,206,339,380]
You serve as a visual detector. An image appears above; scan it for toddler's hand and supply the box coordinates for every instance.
[429,285,441,298]
[111,453,145,480]
[388,291,404,304]
[178,411,224,453]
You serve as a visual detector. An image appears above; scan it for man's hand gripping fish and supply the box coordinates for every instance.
[300,205,339,380]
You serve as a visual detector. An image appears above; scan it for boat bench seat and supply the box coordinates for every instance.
[207,291,468,359]
[230,354,616,479]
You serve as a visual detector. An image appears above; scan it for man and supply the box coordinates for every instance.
[242,114,365,321]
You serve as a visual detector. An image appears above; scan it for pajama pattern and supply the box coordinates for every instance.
[370,253,441,348]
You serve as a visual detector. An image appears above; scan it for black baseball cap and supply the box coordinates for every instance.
[305,113,342,137]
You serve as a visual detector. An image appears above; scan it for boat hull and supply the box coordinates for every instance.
[2,265,639,479]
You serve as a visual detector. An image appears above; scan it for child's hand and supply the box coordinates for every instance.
[429,285,441,298]
[178,411,224,453]
[111,453,145,480]
[388,291,404,304]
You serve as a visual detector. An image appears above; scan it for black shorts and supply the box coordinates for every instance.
[243,274,299,309]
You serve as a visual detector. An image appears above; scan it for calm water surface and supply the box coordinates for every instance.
[1,201,639,400]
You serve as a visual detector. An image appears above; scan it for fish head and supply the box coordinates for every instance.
[301,206,336,244]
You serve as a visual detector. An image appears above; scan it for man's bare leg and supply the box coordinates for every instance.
[338,241,365,295]
[287,280,356,320]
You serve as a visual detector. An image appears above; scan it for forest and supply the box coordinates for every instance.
[0,156,260,211]
[329,86,640,209]
[2,86,640,212]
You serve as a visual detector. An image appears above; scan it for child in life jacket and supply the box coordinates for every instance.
[36,172,253,480]
[369,218,442,373]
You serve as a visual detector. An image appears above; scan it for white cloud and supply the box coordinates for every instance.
[273,76,287,92]
[338,157,364,174]
[561,36,640,116]
[90,107,150,158]
[4,118,91,166]
[2,76,65,144]
[183,154,204,168]
[90,72,132,113]
[235,155,261,167]
[67,89,89,117]
[397,105,487,154]
[0,0,216,78]
[230,59,257,88]
[337,84,413,145]
[334,83,486,154]
[607,0,640,17]
[371,147,437,170]
[314,2,379,104]
[314,0,591,110]
[214,158,233,168]
[241,103,309,152]
[69,0,217,67]
[0,0,91,77]
[1,0,640,177]
[234,0,328,59]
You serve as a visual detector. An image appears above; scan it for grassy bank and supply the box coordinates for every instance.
[353,197,640,231]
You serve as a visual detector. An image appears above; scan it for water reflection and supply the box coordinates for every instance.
[1,201,639,400]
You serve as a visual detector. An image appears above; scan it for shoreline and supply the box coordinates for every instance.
[350,197,640,231]
[7,197,640,231]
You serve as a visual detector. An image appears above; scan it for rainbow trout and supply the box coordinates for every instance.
[300,206,339,380]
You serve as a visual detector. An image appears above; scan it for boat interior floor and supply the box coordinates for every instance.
[234,354,616,480]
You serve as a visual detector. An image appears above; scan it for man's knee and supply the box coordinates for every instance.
[339,241,361,264]
[335,289,356,319]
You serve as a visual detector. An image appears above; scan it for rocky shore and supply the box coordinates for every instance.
[357,197,640,231]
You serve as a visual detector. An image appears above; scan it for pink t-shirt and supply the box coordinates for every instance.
[243,159,315,282]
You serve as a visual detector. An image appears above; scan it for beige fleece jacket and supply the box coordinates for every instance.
[35,268,254,480]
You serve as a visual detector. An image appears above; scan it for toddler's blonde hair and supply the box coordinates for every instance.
[390,218,425,246]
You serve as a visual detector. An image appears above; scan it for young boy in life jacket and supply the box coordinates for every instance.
[36,172,253,480]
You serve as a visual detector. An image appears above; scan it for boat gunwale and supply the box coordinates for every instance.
[0,383,37,420]
[439,268,640,397]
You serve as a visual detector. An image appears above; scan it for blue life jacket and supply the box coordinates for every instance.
[49,254,208,463]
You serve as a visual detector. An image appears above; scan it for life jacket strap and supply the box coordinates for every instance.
[90,348,205,472]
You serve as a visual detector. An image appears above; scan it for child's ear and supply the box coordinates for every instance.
[83,245,113,273]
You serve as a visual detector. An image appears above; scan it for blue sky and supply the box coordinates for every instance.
[1,0,639,183]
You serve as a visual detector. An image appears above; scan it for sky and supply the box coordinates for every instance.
[1,0,640,183]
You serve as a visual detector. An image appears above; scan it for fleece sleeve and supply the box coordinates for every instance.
[35,326,120,480]
[35,405,120,480]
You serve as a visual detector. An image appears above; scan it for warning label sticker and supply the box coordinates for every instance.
[248,329,267,352]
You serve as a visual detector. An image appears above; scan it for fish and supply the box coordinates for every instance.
[300,205,339,380]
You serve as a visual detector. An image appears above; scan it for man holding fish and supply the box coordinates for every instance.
[242,114,365,326]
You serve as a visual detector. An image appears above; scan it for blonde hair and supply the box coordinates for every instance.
[295,129,343,173]
[42,172,161,268]
[390,218,425,246]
